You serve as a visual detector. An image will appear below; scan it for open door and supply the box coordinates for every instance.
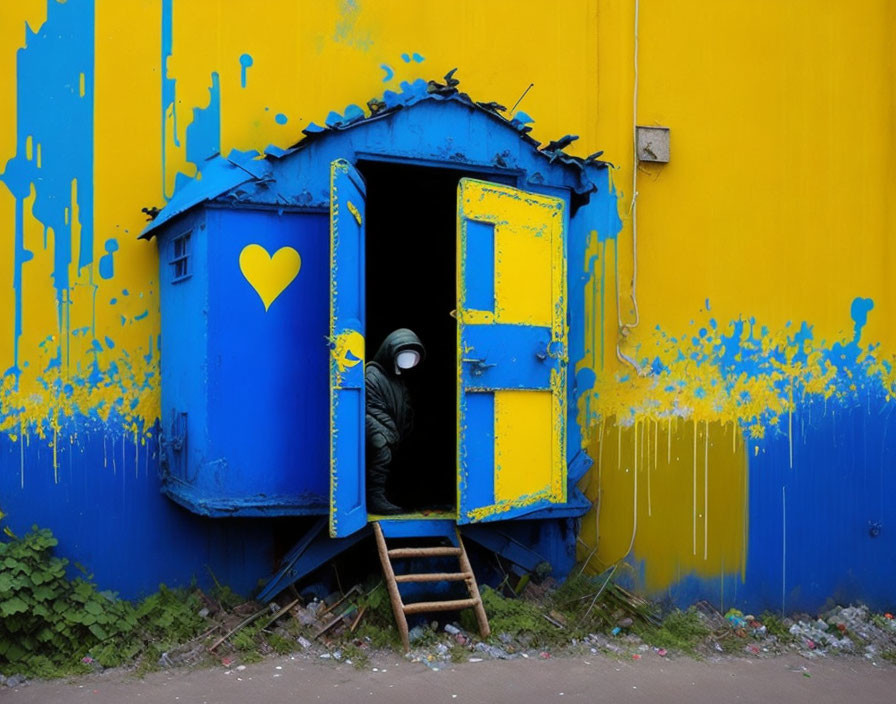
[456,179,567,523]
[329,159,367,537]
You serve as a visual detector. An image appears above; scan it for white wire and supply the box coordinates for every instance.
[615,0,645,375]
[584,0,644,581]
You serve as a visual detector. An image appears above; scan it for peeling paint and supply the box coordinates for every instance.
[581,299,894,440]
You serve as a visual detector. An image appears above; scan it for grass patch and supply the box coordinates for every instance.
[634,608,710,655]
[353,580,404,650]
[461,586,563,648]
[341,642,370,669]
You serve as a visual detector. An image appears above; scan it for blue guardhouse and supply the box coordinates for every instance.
[142,80,613,639]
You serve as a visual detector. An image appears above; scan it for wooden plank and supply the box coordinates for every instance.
[394,572,472,583]
[403,598,479,614]
[318,585,361,617]
[259,598,301,631]
[207,605,270,652]
[387,547,462,558]
[349,605,367,633]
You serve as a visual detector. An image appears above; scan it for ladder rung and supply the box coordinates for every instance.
[403,598,479,615]
[387,547,462,559]
[394,572,472,583]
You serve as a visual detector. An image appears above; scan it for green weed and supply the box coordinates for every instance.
[461,586,562,647]
[760,611,794,642]
[634,608,710,655]
[354,580,404,650]
[0,525,207,678]
[341,642,370,669]
[267,632,295,655]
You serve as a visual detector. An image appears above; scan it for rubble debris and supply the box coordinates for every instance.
[208,604,271,652]
[12,569,892,683]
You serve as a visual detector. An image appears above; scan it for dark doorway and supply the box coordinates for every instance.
[360,161,513,511]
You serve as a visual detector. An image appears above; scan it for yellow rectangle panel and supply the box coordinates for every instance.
[494,390,554,502]
[495,222,552,326]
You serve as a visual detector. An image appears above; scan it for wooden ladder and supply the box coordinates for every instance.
[372,522,490,651]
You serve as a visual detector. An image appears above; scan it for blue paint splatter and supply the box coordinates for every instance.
[826,297,875,369]
[185,72,221,171]
[161,0,179,199]
[134,311,149,321]
[592,170,623,242]
[99,238,119,279]
[645,298,887,443]
[0,0,95,379]
[411,52,424,63]
[850,297,874,342]
[401,53,410,63]
[239,53,253,88]
[104,336,115,349]
[380,63,394,82]
[275,113,288,125]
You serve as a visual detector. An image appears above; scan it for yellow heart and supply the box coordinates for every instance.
[239,244,301,311]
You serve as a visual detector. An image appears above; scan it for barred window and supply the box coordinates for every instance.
[171,232,191,282]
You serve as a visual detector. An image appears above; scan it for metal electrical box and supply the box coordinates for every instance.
[636,125,670,163]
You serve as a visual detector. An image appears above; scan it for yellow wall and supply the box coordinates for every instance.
[582,0,895,587]
[1,0,893,595]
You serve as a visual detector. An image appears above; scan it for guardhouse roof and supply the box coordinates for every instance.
[141,74,609,239]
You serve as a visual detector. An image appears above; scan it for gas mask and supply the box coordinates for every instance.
[394,349,421,375]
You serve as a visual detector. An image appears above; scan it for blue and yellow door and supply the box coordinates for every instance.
[456,179,568,523]
[329,159,367,538]
[329,165,568,536]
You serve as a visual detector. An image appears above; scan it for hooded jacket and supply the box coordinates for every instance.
[365,329,426,448]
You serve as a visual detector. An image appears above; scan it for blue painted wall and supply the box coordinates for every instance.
[0,425,274,599]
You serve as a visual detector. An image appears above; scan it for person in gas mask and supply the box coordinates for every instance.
[365,329,425,514]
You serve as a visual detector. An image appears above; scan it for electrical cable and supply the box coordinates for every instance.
[615,0,646,376]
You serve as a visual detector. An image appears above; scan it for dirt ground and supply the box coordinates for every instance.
[5,650,895,704]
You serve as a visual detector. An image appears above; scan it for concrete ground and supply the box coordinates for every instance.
[5,651,895,704]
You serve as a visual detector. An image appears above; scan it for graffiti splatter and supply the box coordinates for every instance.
[1,0,95,380]
[582,298,895,443]
[239,53,253,87]
[161,0,178,198]
[185,72,221,170]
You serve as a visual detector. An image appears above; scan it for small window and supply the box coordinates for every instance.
[171,232,191,282]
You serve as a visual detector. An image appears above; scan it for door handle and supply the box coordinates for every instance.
[536,340,567,362]
[547,340,567,361]
[462,357,496,377]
